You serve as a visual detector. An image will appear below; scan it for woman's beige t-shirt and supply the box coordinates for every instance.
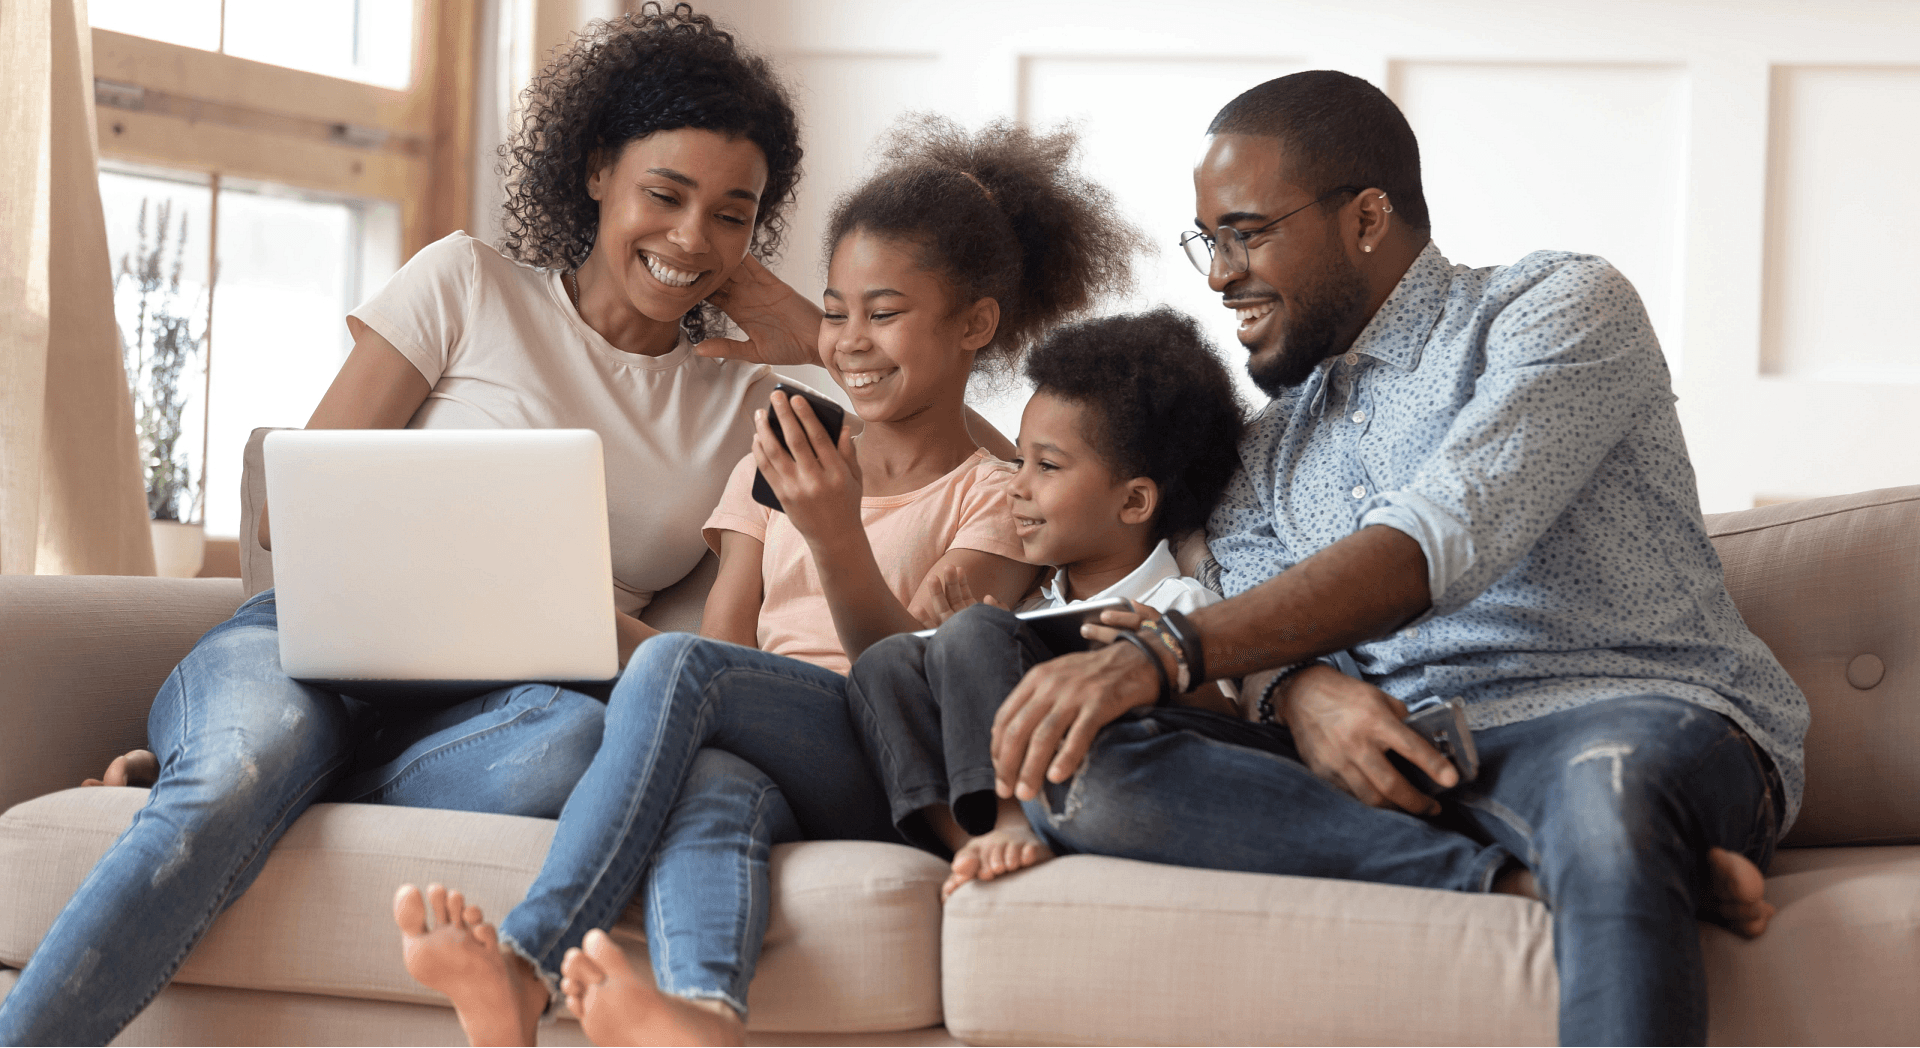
[702,448,1024,676]
[350,231,779,615]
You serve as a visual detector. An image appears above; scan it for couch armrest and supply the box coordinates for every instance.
[0,575,244,814]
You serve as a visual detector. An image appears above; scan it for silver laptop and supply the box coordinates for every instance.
[264,428,619,686]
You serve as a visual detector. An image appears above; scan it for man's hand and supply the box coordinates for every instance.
[991,632,1163,801]
[1279,665,1458,815]
[696,256,823,366]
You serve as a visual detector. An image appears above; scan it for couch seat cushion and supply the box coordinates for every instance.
[0,789,947,1033]
[941,847,1920,1046]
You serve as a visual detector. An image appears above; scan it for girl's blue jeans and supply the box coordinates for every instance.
[0,589,609,1046]
[495,632,897,1018]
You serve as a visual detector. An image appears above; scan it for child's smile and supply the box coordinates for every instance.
[819,229,992,424]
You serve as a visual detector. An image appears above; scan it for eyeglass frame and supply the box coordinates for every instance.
[1179,185,1366,276]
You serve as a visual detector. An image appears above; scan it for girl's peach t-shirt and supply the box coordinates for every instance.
[702,448,1024,676]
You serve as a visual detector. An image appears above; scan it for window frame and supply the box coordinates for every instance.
[91,0,478,260]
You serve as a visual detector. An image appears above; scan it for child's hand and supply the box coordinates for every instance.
[912,564,1005,629]
[753,391,863,544]
[1076,599,1158,646]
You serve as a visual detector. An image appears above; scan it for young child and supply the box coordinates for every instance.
[847,307,1246,899]
[392,115,1147,1047]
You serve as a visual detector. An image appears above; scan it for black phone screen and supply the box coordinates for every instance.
[751,383,849,513]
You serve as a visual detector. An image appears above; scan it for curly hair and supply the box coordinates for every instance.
[497,3,802,342]
[1024,308,1246,540]
[823,115,1147,372]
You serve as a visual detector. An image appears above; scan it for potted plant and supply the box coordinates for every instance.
[118,198,208,578]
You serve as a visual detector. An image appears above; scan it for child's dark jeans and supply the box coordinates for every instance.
[846,602,1054,853]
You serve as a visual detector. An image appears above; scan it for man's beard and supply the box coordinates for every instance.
[1245,255,1369,398]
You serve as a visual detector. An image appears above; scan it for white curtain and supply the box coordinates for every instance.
[0,0,154,575]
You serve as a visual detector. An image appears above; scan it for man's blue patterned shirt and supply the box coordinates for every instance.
[1207,242,1809,827]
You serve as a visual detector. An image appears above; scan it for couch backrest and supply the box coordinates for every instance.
[1706,485,1920,847]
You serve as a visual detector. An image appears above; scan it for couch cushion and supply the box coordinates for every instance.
[1705,486,1920,846]
[0,789,947,1033]
[940,848,1920,1046]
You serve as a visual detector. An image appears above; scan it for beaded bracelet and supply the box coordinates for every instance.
[1137,619,1191,693]
[1256,662,1316,725]
[1115,630,1173,705]
[1157,609,1208,686]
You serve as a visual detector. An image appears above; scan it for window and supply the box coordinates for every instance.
[89,0,414,88]
[90,0,473,539]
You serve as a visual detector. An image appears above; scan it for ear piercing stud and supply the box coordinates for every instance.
[1363,244,1374,253]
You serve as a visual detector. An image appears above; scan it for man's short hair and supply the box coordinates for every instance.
[1208,70,1431,232]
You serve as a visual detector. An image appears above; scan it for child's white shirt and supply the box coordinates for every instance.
[1029,539,1220,615]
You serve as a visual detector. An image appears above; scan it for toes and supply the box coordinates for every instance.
[446,890,469,930]
[103,755,130,788]
[426,884,451,927]
[464,905,485,929]
[80,778,104,788]
[561,945,606,989]
[472,920,499,951]
[581,928,634,980]
[941,870,972,902]
[394,884,429,935]
[950,848,982,881]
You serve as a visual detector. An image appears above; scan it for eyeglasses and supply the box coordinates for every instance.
[1179,186,1364,276]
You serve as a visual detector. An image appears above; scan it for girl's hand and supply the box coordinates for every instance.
[696,256,824,367]
[913,564,1005,629]
[752,391,863,545]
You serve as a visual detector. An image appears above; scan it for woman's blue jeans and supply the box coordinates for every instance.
[0,589,608,1046]
[495,633,897,1018]
[1024,694,1780,1046]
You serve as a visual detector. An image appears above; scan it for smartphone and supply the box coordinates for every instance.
[1397,696,1480,791]
[751,383,849,513]
[911,596,1135,656]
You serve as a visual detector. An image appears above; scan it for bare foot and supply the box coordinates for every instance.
[942,798,1053,901]
[1708,846,1774,938]
[81,749,159,788]
[394,883,548,1046]
[560,928,744,1046]
[1492,862,1538,900]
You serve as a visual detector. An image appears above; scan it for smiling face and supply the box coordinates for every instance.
[819,229,995,424]
[583,128,769,326]
[1194,133,1370,396]
[1007,391,1155,570]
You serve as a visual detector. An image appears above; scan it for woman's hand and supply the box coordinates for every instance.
[752,391,863,545]
[696,256,823,367]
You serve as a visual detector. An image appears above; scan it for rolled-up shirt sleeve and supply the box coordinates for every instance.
[1355,260,1668,617]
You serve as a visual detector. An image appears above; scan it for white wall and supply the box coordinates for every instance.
[681,0,1920,514]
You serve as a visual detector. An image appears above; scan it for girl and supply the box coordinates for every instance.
[392,115,1146,1046]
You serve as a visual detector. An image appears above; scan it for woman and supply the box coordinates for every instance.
[0,7,870,1043]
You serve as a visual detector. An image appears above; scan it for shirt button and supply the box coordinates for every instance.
[1344,353,1359,366]
[1351,410,1367,424]
[1351,485,1366,499]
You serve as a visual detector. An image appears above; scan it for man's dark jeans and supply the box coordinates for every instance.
[1025,693,1780,1045]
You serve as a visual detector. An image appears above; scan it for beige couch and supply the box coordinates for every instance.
[4,482,1918,1045]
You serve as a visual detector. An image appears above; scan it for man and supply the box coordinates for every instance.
[989,70,1806,1045]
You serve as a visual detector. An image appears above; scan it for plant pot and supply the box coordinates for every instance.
[150,520,206,578]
